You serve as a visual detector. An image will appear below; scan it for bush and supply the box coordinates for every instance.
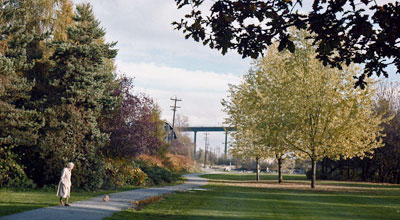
[68,157,106,191]
[139,153,197,173]
[138,161,181,185]
[165,154,197,173]
[103,158,147,188]
[0,150,36,188]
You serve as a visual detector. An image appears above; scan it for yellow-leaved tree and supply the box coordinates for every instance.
[223,60,299,182]
[284,30,385,188]
[223,78,272,181]
[224,29,385,188]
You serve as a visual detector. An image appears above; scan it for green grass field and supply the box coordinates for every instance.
[0,178,185,217]
[0,186,138,217]
[106,173,400,220]
[202,173,308,181]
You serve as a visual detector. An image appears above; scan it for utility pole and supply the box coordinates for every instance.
[170,96,182,142]
[203,132,209,168]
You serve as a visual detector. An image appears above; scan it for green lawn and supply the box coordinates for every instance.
[0,178,185,217]
[202,173,308,181]
[0,186,138,217]
[106,173,400,220]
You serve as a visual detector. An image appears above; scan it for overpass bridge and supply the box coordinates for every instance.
[179,127,236,157]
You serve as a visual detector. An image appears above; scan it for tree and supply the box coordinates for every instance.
[230,131,270,181]
[370,82,400,183]
[224,29,384,188]
[172,114,194,157]
[0,0,43,187]
[318,81,400,183]
[246,47,301,184]
[223,75,273,181]
[272,30,384,188]
[103,76,168,158]
[173,0,400,88]
[223,36,300,183]
[25,3,118,189]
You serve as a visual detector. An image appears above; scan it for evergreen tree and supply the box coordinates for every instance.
[30,3,118,189]
[0,0,42,187]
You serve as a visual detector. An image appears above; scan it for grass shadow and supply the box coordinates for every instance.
[105,177,400,220]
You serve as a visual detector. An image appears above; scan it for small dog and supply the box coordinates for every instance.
[103,195,110,202]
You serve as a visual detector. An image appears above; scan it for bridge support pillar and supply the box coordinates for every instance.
[193,131,197,158]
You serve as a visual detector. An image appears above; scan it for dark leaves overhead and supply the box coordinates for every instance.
[173,0,400,88]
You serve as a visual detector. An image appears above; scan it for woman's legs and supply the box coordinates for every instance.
[59,197,70,206]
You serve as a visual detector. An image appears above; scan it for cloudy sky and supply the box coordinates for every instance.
[72,0,252,153]
[73,0,398,154]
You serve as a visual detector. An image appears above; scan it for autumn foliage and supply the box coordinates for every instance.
[0,1,193,190]
[224,29,384,188]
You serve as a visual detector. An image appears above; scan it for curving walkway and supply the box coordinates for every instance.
[0,174,207,220]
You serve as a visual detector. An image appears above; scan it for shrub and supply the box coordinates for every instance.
[103,158,147,188]
[139,153,197,173]
[165,153,197,173]
[0,152,36,188]
[138,161,181,185]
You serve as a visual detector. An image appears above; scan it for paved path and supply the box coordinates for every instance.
[1,173,207,220]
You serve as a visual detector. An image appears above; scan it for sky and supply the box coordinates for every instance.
[73,0,398,156]
[72,0,252,154]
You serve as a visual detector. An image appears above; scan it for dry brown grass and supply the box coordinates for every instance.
[131,194,169,211]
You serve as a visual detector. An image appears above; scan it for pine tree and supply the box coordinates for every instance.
[33,3,118,189]
[0,0,42,187]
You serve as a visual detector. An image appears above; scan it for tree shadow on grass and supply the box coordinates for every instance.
[0,204,53,217]
[201,174,308,181]
[109,212,252,220]
[206,179,400,195]
[140,185,400,220]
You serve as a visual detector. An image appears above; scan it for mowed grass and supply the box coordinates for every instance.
[202,173,308,181]
[0,179,185,217]
[106,173,400,220]
[0,186,138,217]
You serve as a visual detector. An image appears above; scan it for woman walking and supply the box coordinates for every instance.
[57,162,74,206]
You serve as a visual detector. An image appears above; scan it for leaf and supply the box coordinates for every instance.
[278,37,287,51]
[287,40,295,53]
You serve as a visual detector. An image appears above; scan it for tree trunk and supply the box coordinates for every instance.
[397,170,400,184]
[311,158,317,188]
[361,163,366,181]
[364,162,370,181]
[395,161,400,184]
[256,157,260,181]
[278,156,283,184]
[379,165,384,182]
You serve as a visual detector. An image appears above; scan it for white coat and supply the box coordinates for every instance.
[56,168,72,198]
